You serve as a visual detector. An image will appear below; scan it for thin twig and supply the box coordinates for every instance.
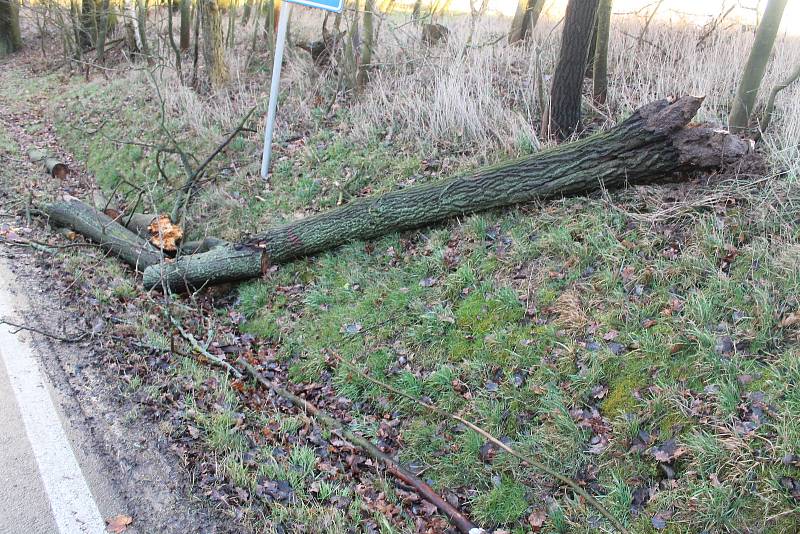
[0,319,90,343]
[171,317,243,378]
[237,358,479,534]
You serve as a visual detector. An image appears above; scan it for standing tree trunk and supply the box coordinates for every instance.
[94,0,112,62]
[241,0,252,25]
[69,0,84,59]
[79,0,96,48]
[728,0,788,133]
[0,0,22,56]
[411,0,421,22]
[592,0,612,104]
[548,0,599,139]
[167,0,183,78]
[356,0,374,89]
[200,0,229,88]
[508,0,543,44]
[123,0,142,53]
[136,0,150,58]
[180,0,191,51]
[142,97,751,291]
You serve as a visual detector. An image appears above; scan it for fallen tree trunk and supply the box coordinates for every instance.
[28,148,70,179]
[179,236,228,255]
[144,96,751,291]
[44,197,162,272]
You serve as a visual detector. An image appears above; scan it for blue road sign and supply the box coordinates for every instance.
[284,0,343,13]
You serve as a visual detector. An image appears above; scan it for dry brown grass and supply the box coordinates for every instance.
[119,3,800,177]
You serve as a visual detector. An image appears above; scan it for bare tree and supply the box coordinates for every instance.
[728,0,788,133]
[357,0,374,89]
[0,0,23,56]
[123,0,142,53]
[200,0,229,87]
[508,0,544,44]
[548,0,599,139]
[592,0,612,104]
[180,0,191,51]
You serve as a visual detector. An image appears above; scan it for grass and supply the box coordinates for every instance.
[3,1,800,532]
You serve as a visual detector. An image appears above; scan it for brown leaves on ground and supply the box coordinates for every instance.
[105,514,133,533]
[780,311,800,328]
[147,215,183,252]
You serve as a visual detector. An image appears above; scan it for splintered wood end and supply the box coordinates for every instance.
[148,215,184,253]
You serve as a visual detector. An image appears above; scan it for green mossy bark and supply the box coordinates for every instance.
[592,0,612,104]
[0,0,22,56]
[143,97,748,291]
[45,199,162,272]
[728,0,788,133]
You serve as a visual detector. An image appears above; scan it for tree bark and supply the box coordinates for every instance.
[123,0,142,53]
[94,0,112,62]
[200,0,229,88]
[79,0,96,49]
[592,0,612,104]
[136,0,150,58]
[143,96,750,291]
[356,0,375,89]
[508,0,543,44]
[728,0,788,133]
[548,0,599,139]
[0,0,22,56]
[179,0,191,51]
[44,198,162,272]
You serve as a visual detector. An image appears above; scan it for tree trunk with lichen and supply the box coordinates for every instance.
[143,97,750,291]
[357,0,374,89]
[0,0,22,57]
[728,0,788,133]
[592,0,612,104]
[508,0,543,44]
[44,198,162,272]
[200,0,229,87]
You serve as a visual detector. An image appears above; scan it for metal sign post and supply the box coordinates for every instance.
[260,0,344,178]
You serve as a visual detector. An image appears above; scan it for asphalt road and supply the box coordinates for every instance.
[0,260,110,534]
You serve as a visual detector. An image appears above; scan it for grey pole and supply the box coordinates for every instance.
[260,2,293,178]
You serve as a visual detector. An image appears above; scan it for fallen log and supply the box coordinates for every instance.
[28,148,70,179]
[143,96,751,291]
[178,236,228,255]
[44,197,162,272]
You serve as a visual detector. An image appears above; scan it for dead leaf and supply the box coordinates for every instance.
[651,439,687,463]
[528,509,547,531]
[781,311,800,328]
[106,514,133,533]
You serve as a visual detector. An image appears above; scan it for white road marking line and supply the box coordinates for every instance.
[0,294,105,533]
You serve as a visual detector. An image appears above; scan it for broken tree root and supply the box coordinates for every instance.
[330,353,630,534]
[237,359,480,534]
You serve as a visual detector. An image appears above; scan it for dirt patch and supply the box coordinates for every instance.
[0,246,234,533]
